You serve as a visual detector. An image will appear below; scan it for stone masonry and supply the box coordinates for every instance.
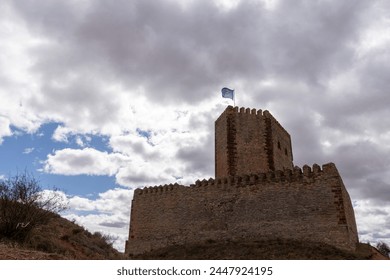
[125,106,359,256]
[215,106,293,177]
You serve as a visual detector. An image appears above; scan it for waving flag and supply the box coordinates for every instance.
[221,87,234,100]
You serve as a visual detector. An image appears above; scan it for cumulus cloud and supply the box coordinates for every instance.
[355,200,390,246]
[40,187,134,251]
[0,2,44,134]
[68,188,133,214]
[46,103,219,188]
[64,187,133,251]
[43,109,216,187]
[43,148,130,176]
[0,116,12,144]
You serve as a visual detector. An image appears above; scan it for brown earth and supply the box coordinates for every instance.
[0,213,124,260]
[129,239,390,260]
[0,242,66,260]
[1,213,387,260]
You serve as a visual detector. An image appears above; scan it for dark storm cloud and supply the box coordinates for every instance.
[8,0,372,106]
[361,179,390,203]
[320,58,390,134]
[9,0,265,103]
[372,232,390,240]
[176,139,214,174]
[99,221,128,229]
[261,1,369,84]
[330,141,389,178]
[28,78,121,129]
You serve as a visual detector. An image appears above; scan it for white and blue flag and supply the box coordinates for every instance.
[221,87,234,100]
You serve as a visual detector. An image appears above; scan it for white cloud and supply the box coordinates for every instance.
[68,196,96,211]
[0,116,12,144]
[355,199,390,246]
[0,2,45,135]
[65,212,130,252]
[75,136,85,147]
[41,103,219,188]
[52,125,70,142]
[61,188,133,252]
[67,188,133,215]
[42,148,130,176]
[109,134,158,158]
[23,147,35,154]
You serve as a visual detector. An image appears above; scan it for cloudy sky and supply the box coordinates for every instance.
[1,0,389,252]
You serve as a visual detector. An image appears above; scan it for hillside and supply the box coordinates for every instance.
[0,213,124,260]
[0,202,387,260]
[1,213,388,260]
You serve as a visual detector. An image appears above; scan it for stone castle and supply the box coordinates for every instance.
[125,106,359,256]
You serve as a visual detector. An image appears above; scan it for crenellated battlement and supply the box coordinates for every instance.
[134,163,339,197]
[134,183,186,195]
[219,105,290,136]
[222,105,264,117]
[224,105,278,122]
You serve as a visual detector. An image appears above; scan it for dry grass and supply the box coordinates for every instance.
[0,212,124,260]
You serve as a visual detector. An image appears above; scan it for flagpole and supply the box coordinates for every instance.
[233,89,236,107]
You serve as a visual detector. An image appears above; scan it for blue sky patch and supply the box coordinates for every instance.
[0,122,117,197]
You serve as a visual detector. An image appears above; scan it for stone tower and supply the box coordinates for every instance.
[215,106,293,178]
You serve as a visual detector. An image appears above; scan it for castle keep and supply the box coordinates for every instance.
[215,106,293,177]
[125,106,359,256]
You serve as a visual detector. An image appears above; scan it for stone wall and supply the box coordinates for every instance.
[215,106,293,178]
[264,110,294,171]
[126,163,358,255]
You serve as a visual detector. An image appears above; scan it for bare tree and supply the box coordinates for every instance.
[0,171,67,242]
[376,241,390,258]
